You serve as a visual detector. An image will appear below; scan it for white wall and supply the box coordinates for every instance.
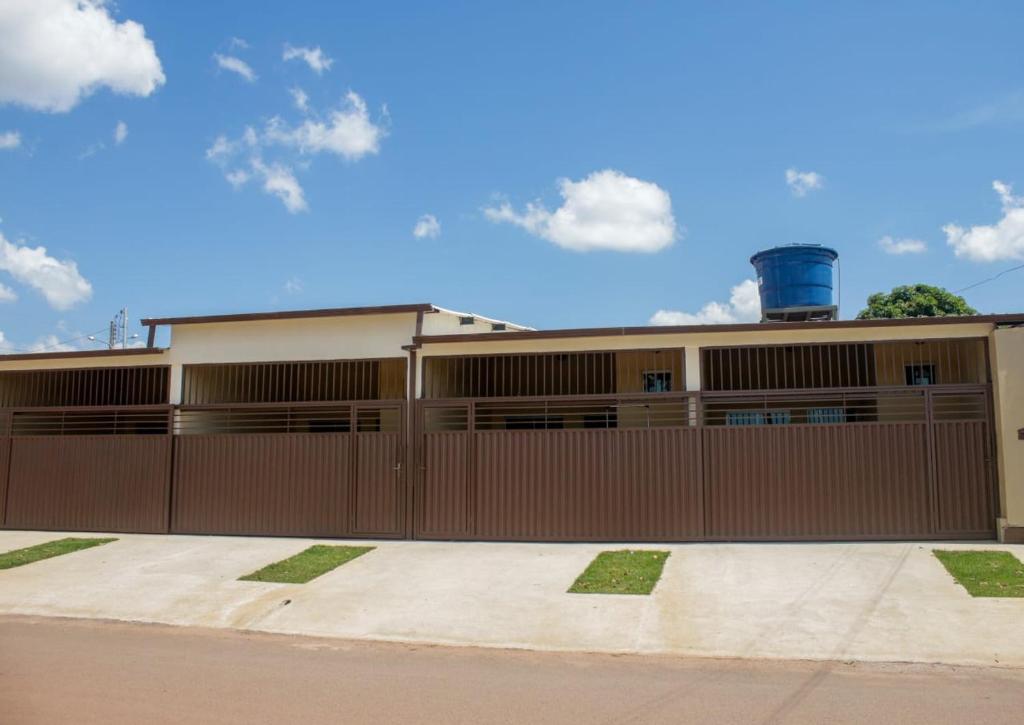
[990,326,1024,538]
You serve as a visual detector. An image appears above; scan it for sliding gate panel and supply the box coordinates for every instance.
[932,392,997,537]
[2,408,172,534]
[415,398,704,542]
[172,403,405,538]
[416,405,472,538]
[172,433,353,537]
[703,423,933,540]
[0,411,9,526]
[474,427,703,541]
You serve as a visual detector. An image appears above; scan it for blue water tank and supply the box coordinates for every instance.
[749,244,838,312]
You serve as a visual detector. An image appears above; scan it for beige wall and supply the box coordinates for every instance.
[0,352,168,372]
[417,322,996,359]
[165,313,418,403]
[420,309,530,336]
[990,327,1024,535]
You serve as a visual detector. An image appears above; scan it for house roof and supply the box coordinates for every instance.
[0,347,167,363]
[141,303,436,327]
[141,303,534,331]
[414,313,1024,345]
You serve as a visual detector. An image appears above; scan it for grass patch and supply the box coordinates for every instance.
[569,549,670,595]
[934,550,1024,598]
[239,545,374,584]
[0,537,117,571]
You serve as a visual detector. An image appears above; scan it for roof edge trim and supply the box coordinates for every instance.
[414,313,1024,345]
[0,347,167,362]
[141,303,435,327]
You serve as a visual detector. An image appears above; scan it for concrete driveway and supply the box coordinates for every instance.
[0,530,1022,667]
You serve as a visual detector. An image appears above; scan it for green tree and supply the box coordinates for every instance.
[856,284,978,319]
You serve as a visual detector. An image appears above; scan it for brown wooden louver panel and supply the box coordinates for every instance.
[181,359,407,405]
[0,366,169,407]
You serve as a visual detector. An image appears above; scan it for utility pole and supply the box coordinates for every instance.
[91,308,136,350]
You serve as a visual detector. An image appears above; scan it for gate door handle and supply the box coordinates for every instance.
[393,462,402,472]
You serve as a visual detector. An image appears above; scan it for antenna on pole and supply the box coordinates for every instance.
[91,308,139,350]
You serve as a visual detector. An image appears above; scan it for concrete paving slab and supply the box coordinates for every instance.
[0,531,1021,667]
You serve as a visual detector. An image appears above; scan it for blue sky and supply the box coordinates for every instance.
[0,1,1022,351]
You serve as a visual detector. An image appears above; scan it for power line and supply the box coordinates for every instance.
[956,262,1024,293]
[8,328,109,354]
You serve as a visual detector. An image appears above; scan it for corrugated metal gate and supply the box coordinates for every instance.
[416,396,705,541]
[1,407,173,534]
[415,389,996,542]
[0,411,10,527]
[171,402,406,538]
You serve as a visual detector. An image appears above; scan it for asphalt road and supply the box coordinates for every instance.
[1,616,1022,725]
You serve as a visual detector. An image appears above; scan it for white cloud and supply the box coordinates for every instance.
[264,91,385,160]
[78,141,104,159]
[284,277,303,294]
[0,0,165,113]
[785,168,824,197]
[205,134,233,162]
[0,283,16,302]
[936,91,1024,132]
[290,87,309,112]
[228,36,249,50]
[413,214,441,239]
[225,168,250,188]
[207,91,384,212]
[214,53,257,83]
[114,120,127,144]
[283,44,334,74]
[26,333,78,353]
[878,235,926,255]
[484,170,677,253]
[0,130,20,149]
[0,231,92,309]
[649,279,761,326]
[250,158,307,213]
[944,180,1024,262]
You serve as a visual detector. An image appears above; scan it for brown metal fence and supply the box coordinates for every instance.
[413,385,997,542]
[2,407,173,534]
[416,395,704,541]
[702,422,933,539]
[171,402,405,538]
[0,410,9,527]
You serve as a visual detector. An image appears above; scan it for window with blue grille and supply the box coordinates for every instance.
[808,407,846,424]
[726,409,791,426]
[642,370,672,393]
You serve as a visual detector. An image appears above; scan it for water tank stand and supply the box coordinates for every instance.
[761,304,837,323]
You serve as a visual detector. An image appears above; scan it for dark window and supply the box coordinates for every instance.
[642,370,672,393]
[459,316,475,326]
[905,363,936,386]
[490,323,506,331]
[726,409,791,426]
[505,415,563,430]
[583,411,617,429]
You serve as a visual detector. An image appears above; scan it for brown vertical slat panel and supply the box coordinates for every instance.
[0,411,10,526]
[417,431,471,538]
[933,420,996,536]
[172,433,353,537]
[4,435,171,533]
[353,431,402,536]
[472,428,702,541]
[703,423,934,540]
